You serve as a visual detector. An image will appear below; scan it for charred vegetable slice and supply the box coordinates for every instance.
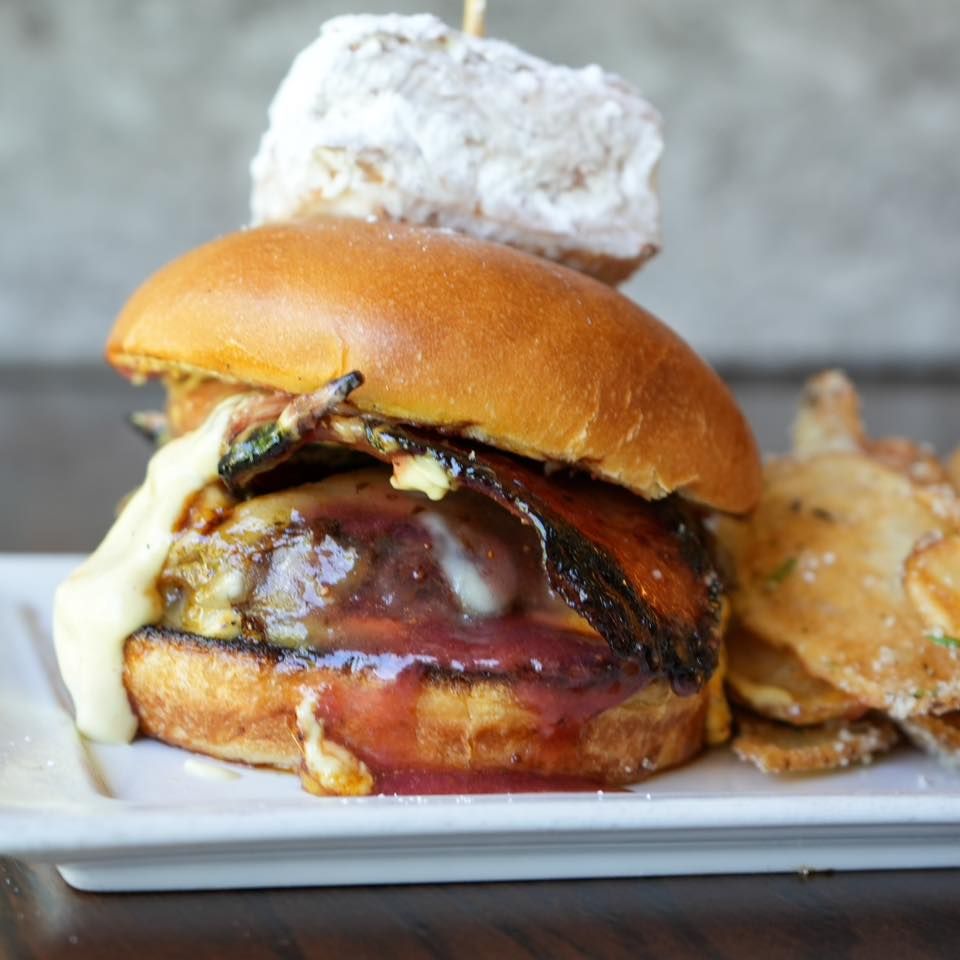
[218,371,364,489]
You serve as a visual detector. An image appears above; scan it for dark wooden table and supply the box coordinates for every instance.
[4,858,960,959]
[3,367,960,959]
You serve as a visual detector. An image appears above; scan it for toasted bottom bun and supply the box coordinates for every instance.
[124,628,709,792]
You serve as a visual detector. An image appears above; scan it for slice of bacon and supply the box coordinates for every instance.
[216,382,721,694]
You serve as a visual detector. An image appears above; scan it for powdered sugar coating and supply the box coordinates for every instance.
[250,14,662,275]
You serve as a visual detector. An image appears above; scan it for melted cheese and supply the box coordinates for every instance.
[296,691,373,796]
[390,454,453,501]
[53,398,243,744]
[418,512,509,617]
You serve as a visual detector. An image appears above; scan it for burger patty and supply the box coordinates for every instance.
[158,467,583,653]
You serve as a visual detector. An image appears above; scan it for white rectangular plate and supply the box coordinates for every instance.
[2,554,960,892]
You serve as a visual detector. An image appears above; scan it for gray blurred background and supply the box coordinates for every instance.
[2,0,959,370]
[2,0,960,551]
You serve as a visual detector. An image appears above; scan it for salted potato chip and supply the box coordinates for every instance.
[868,437,951,489]
[792,369,865,456]
[905,533,960,642]
[899,712,960,768]
[715,453,960,718]
[726,626,866,726]
[732,711,899,774]
[794,371,950,487]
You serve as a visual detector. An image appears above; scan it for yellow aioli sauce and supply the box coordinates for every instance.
[53,397,243,744]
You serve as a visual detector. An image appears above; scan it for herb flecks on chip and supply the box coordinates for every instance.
[766,556,797,587]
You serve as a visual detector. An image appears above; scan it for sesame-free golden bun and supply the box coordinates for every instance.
[107,217,761,513]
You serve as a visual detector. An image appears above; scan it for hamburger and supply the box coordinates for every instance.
[54,216,761,795]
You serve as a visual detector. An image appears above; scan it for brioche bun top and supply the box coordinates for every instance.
[106,218,760,512]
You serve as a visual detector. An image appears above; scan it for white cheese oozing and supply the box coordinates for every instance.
[53,398,243,744]
[296,691,373,796]
[418,512,510,617]
[390,454,453,501]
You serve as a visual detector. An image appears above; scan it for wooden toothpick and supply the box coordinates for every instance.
[462,0,487,37]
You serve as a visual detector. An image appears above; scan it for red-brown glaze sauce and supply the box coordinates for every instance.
[372,770,622,795]
[288,617,650,789]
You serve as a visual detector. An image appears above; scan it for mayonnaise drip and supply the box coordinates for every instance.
[53,398,243,743]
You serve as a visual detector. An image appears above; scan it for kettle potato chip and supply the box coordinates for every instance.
[732,711,899,774]
[726,626,866,726]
